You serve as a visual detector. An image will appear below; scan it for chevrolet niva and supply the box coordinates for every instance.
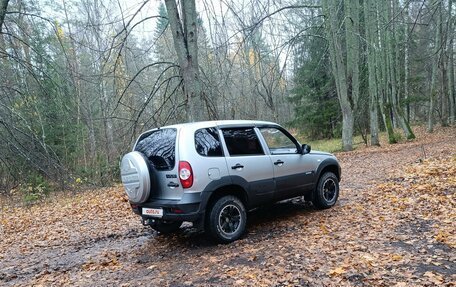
[120,120,341,243]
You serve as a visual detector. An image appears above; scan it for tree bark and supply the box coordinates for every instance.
[404,2,411,122]
[0,0,9,33]
[344,0,360,111]
[323,0,357,151]
[375,1,396,143]
[364,0,380,146]
[164,0,205,122]
[447,0,455,124]
[388,0,414,139]
[428,1,442,133]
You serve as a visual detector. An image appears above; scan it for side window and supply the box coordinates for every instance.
[222,128,264,156]
[259,127,298,154]
[195,128,223,157]
[134,128,176,170]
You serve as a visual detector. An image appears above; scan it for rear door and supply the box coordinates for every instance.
[134,128,183,200]
[258,126,314,201]
[221,127,275,206]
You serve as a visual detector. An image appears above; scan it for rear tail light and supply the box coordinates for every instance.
[170,207,184,214]
[179,161,193,188]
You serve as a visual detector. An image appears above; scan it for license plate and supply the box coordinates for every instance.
[142,207,163,218]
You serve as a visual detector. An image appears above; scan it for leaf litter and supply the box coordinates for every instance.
[0,126,455,286]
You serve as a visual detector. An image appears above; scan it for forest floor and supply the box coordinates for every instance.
[0,126,455,287]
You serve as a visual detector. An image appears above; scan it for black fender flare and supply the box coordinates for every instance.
[313,157,341,190]
[199,175,250,212]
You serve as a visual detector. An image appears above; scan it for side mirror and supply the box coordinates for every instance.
[301,144,311,155]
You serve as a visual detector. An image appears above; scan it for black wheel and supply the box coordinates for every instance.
[150,220,182,234]
[313,172,339,209]
[207,195,247,243]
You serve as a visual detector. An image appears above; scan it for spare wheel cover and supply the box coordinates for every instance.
[120,151,151,203]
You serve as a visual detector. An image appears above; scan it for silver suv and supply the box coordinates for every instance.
[120,120,341,243]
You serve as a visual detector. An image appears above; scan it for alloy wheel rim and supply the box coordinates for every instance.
[323,178,337,202]
[218,204,242,235]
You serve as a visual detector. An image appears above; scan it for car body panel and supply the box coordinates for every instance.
[125,120,341,227]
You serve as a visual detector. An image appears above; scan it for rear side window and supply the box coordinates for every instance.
[222,128,264,156]
[135,128,176,170]
[195,128,223,157]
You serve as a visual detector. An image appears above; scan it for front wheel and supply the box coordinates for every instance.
[312,172,339,209]
[207,195,247,243]
[150,220,183,234]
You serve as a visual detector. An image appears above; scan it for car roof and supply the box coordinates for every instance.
[133,120,281,148]
[145,120,280,131]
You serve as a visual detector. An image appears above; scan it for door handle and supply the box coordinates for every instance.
[274,160,284,166]
[167,182,179,188]
[231,163,244,170]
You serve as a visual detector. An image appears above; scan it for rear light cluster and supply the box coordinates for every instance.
[170,207,184,214]
[179,161,193,188]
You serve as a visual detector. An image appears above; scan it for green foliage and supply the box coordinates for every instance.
[296,134,366,153]
[155,2,169,37]
[393,132,403,142]
[20,173,52,203]
[290,27,341,140]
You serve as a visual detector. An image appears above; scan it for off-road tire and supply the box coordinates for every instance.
[313,172,339,209]
[207,195,247,243]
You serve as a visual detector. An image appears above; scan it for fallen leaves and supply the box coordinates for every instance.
[423,271,444,285]
[328,266,346,276]
[0,126,455,286]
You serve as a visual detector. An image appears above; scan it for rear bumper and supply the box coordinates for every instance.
[131,192,205,222]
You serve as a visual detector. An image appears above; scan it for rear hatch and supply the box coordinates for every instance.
[134,128,184,200]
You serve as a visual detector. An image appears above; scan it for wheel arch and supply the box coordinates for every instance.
[320,164,340,181]
[315,158,341,185]
[205,184,249,211]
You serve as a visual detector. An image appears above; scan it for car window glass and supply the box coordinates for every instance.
[195,128,223,157]
[259,127,298,154]
[222,128,264,156]
[134,128,176,170]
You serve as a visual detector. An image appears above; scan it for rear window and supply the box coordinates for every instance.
[222,128,264,156]
[195,128,223,157]
[134,128,176,170]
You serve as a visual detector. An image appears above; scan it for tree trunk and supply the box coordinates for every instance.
[428,1,442,133]
[0,0,9,33]
[100,79,115,161]
[404,2,411,122]
[364,0,380,145]
[375,0,396,143]
[323,0,357,151]
[344,0,360,111]
[389,0,415,139]
[164,0,205,122]
[447,0,455,125]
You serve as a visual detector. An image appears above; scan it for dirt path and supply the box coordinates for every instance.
[1,127,455,286]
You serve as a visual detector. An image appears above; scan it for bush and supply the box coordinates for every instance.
[20,174,52,203]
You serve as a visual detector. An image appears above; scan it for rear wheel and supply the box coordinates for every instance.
[312,172,339,209]
[207,195,247,243]
[150,220,183,234]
